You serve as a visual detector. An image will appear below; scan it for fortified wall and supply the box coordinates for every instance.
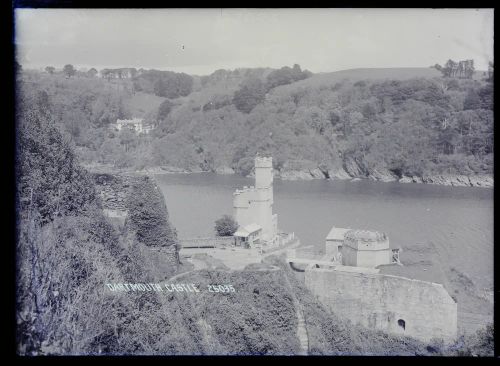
[304,267,458,342]
[92,173,179,277]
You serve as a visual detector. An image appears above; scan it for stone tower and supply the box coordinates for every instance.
[233,156,278,245]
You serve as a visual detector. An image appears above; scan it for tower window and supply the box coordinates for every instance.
[397,319,406,330]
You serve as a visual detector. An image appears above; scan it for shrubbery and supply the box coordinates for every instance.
[214,215,238,236]
[125,176,178,248]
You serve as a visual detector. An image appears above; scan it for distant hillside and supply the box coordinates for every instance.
[275,67,485,93]
[175,67,275,110]
[21,64,493,187]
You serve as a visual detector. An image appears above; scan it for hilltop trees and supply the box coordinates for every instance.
[63,64,76,78]
[266,64,312,89]
[435,59,475,79]
[87,68,98,78]
[133,70,194,98]
[19,66,493,182]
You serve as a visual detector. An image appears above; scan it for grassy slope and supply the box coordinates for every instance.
[174,67,274,110]
[273,67,487,95]
[124,91,166,118]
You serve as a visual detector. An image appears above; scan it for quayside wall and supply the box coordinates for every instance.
[304,267,457,342]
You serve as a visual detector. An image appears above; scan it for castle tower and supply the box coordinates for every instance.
[233,156,278,246]
[254,157,275,242]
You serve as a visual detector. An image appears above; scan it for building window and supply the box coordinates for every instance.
[397,319,406,330]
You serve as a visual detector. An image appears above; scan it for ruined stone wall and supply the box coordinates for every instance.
[304,267,458,342]
[93,173,132,212]
[92,173,179,274]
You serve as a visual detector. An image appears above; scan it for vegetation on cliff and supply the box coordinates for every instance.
[20,64,493,184]
[16,81,180,354]
[126,175,179,248]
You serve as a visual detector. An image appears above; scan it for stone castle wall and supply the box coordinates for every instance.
[304,267,458,342]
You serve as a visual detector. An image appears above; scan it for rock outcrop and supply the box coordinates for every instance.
[215,166,235,175]
[421,174,493,188]
[278,170,315,180]
[343,158,367,178]
[367,168,398,182]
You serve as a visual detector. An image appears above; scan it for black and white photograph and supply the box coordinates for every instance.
[13,7,494,356]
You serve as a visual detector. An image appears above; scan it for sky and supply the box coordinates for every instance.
[15,8,494,75]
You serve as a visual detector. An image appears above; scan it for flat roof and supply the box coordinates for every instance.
[234,223,262,237]
[326,227,351,241]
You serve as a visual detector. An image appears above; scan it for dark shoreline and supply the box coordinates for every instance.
[83,163,493,189]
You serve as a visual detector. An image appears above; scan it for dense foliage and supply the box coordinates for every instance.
[16,82,98,223]
[23,66,492,181]
[265,64,313,90]
[125,176,179,248]
[133,69,194,98]
[214,215,238,236]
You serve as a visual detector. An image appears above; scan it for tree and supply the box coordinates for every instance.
[45,66,55,75]
[126,176,179,249]
[63,64,76,78]
[233,78,266,113]
[463,89,481,110]
[158,99,175,120]
[214,215,238,236]
[487,61,493,82]
[119,128,136,152]
[87,68,98,78]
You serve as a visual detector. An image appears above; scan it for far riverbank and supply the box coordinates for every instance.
[82,163,493,189]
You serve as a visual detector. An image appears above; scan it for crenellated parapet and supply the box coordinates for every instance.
[255,156,273,168]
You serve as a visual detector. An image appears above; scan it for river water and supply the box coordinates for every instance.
[156,173,493,330]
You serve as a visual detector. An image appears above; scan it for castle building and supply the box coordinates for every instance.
[293,225,456,342]
[233,156,279,247]
[341,229,392,268]
[325,226,351,260]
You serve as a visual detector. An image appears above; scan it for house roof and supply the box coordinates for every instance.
[234,223,262,237]
[117,118,143,124]
[326,227,351,241]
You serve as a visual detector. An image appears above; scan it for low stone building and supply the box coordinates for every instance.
[233,223,262,248]
[288,224,457,343]
[325,226,351,259]
[341,229,392,268]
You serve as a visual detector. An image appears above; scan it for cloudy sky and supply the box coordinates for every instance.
[15,8,494,75]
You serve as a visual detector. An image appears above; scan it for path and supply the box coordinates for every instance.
[282,271,309,355]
